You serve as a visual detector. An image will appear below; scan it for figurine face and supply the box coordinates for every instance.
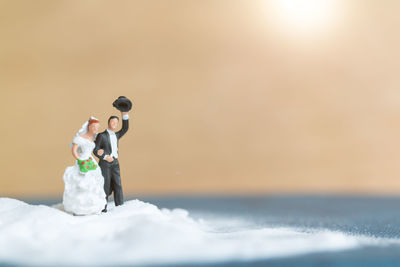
[108,118,119,131]
[88,122,100,134]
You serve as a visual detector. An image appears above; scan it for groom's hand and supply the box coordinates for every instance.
[97,149,104,156]
[105,156,114,162]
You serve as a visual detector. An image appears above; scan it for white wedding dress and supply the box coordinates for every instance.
[62,135,106,215]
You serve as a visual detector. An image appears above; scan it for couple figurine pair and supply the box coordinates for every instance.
[62,97,132,215]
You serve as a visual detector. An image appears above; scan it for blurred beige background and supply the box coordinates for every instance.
[1,0,400,197]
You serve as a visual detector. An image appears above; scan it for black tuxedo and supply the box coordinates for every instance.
[94,118,129,206]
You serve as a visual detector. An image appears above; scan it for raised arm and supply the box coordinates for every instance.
[116,111,130,139]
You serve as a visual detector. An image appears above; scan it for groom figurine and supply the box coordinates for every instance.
[94,110,130,212]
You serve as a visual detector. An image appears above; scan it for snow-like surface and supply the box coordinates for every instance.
[0,197,397,266]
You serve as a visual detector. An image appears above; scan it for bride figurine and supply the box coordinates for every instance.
[62,116,107,215]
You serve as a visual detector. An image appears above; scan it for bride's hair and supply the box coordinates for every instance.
[88,118,100,128]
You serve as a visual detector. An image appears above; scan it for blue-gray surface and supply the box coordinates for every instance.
[5,194,400,266]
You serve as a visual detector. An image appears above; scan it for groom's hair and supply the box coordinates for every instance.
[108,116,119,124]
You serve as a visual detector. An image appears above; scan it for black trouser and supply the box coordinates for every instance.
[99,159,124,206]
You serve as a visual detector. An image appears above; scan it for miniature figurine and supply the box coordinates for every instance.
[94,96,132,212]
[62,116,107,216]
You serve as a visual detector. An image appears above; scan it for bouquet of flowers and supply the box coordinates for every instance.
[77,158,97,173]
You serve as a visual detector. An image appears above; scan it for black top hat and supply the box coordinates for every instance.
[113,96,132,112]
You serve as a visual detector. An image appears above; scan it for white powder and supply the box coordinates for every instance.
[0,198,395,266]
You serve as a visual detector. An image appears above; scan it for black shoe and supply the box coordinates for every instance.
[102,204,107,213]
